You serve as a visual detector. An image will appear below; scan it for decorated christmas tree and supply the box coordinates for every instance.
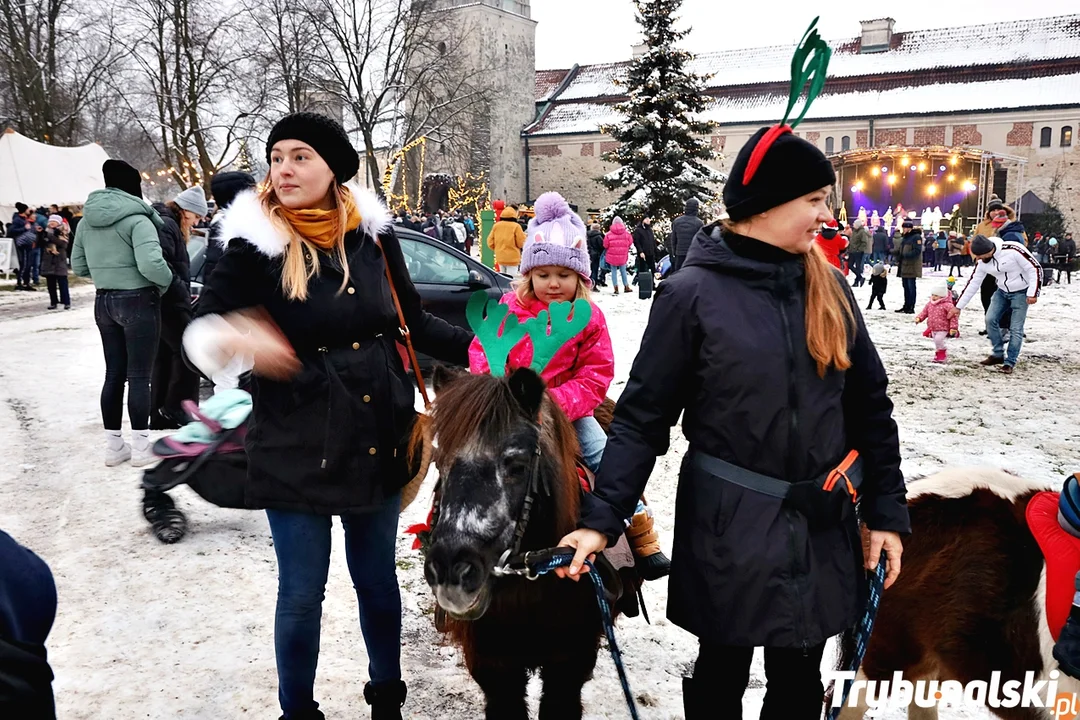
[599,0,722,221]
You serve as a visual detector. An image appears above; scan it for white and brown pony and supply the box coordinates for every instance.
[837,467,1079,720]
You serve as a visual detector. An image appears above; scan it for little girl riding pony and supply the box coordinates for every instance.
[468,191,670,579]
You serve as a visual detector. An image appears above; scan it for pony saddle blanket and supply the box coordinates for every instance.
[1026,491,1080,641]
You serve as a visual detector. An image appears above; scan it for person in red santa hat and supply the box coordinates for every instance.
[814,219,848,270]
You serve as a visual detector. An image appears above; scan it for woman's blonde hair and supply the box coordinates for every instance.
[260,174,352,302]
[512,268,592,305]
[723,221,854,377]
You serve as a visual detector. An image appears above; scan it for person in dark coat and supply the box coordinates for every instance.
[871,225,889,264]
[895,221,923,313]
[150,188,205,429]
[183,112,471,720]
[0,528,57,718]
[632,217,658,275]
[558,124,908,719]
[586,222,606,287]
[669,198,704,272]
[40,216,70,309]
[203,171,257,286]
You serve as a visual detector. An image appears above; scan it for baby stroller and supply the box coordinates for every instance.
[140,390,252,543]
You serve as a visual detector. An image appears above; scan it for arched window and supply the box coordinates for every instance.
[1040,127,1052,147]
[841,135,851,151]
[825,136,834,154]
[1062,126,1073,147]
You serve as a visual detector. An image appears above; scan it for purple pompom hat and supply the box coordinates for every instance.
[521,191,592,286]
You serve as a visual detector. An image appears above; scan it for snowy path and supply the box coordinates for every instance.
[1,270,1078,719]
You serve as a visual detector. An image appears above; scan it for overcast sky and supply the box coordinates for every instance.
[533,0,1079,69]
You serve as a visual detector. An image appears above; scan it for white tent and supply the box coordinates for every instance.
[0,128,110,221]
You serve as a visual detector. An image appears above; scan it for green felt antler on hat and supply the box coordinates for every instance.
[742,17,832,185]
[523,299,591,373]
[466,292,592,376]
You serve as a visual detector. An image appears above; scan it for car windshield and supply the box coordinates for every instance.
[400,236,469,284]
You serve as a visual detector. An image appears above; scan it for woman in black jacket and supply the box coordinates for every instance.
[558,125,909,718]
[183,113,471,720]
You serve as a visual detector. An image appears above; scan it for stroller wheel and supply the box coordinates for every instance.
[143,489,189,544]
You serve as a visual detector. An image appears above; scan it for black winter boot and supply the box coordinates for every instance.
[1054,573,1080,679]
[364,680,406,720]
[142,489,188,544]
[278,711,325,720]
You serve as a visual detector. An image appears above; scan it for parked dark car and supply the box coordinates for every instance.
[188,226,511,366]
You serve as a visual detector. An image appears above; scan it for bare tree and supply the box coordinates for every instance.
[110,0,261,192]
[0,0,120,145]
[304,0,490,189]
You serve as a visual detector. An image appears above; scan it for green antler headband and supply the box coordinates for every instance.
[466,292,592,377]
[742,16,832,185]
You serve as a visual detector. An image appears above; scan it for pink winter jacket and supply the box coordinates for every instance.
[602,221,634,267]
[468,292,614,422]
[916,296,960,335]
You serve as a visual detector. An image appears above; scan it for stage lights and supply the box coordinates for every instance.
[918,162,927,172]
[950,155,959,166]
[939,165,947,171]
[901,155,910,166]
[947,174,955,182]
[871,167,880,177]
[887,175,897,185]
[927,184,937,195]
[881,166,889,173]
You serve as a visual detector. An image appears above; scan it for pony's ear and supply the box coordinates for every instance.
[507,367,546,421]
[432,364,464,393]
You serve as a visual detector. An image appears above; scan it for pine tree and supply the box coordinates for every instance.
[598,0,721,222]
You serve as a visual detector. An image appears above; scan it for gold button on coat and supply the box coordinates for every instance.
[368,447,377,456]
[363,395,371,403]
[352,342,360,350]
[347,287,355,295]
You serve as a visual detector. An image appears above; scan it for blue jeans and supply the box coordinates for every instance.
[986,289,1030,367]
[574,416,607,474]
[30,247,41,283]
[902,277,916,311]
[266,493,402,718]
[611,264,629,288]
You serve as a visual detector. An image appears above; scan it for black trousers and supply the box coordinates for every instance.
[95,288,161,431]
[688,641,827,720]
[152,307,200,418]
[867,289,886,309]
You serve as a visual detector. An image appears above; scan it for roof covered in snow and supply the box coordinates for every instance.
[528,14,1080,136]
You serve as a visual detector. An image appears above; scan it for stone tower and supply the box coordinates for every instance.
[434,0,537,204]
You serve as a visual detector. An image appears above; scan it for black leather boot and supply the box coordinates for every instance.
[364,680,406,720]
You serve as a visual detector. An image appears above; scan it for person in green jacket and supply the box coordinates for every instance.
[72,160,172,468]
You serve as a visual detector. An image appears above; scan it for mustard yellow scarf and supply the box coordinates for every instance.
[279,190,361,249]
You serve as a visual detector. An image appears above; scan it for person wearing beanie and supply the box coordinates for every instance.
[558,21,907,719]
[470,190,671,580]
[40,215,71,310]
[484,205,526,274]
[71,160,172,468]
[669,197,704,273]
[182,111,470,720]
[202,171,257,287]
[602,217,634,293]
[147,188,207,429]
[952,232,1041,373]
[867,262,888,311]
[915,278,960,364]
[895,219,923,313]
[632,216,658,276]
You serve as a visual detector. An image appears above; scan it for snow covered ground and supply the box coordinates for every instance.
[1,268,1078,719]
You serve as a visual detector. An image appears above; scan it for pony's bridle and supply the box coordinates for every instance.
[491,424,549,580]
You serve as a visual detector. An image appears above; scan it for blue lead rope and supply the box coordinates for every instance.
[829,551,887,720]
[527,554,641,720]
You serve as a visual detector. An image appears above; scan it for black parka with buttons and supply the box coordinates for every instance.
[194,189,471,514]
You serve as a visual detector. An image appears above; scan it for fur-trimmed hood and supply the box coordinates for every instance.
[217,186,393,257]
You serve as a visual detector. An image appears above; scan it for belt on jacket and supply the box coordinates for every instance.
[689,449,863,500]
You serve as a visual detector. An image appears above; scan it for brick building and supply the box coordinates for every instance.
[523,15,1080,229]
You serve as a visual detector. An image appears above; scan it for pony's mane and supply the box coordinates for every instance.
[905,466,1055,503]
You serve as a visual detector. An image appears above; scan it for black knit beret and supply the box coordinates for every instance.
[210,171,256,209]
[102,159,144,199]
[970,235,995,255]
[266,112,360,184]
[723,127,836,221]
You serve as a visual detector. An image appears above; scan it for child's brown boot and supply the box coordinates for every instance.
[626,500,671,581]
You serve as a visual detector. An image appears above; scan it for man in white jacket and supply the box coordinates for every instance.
[951,234,1040,374]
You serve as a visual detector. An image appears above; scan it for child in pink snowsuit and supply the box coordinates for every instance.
[916,278,960,363]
